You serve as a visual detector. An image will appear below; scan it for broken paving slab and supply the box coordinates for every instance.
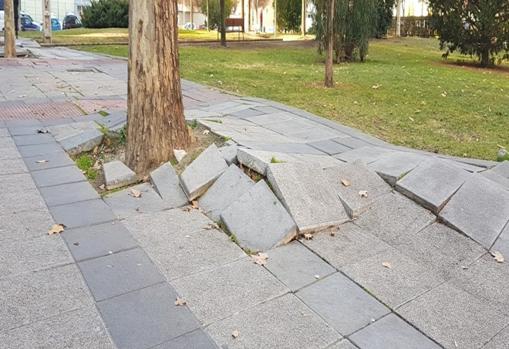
[150,162,188,208]
[267,162,349,233]
[59,128,103,155]
[218,143,238,165]
[198,164,255,221]
[180,144,228,200]
[334,146,393,164]
[103,160,138,190]
[368,151,428,186]
[396,158,471,213]
[491,161,509,178]
[324,161,391,218]
[440,174,509,249]
[220,180,297,251]
[237,148,296,175]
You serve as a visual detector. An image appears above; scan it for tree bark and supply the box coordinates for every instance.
[43,0,52,44]
[126,0,191,175]
[324,0,334,88]
[480,49,491,67]
[395,0,401,37]
[301,0,306,36]
[220,0,226,46]
[3,0,16,58]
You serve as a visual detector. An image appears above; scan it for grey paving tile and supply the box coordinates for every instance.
[237,148,296,174]
[218,143,238,165]
[354,192,436,245]
[244,142,326,155]
[207,294,340,349]
[303,223,392,270]
[103,183,170,219]
[172,258,288,324]
[368,151,428,186]
[18,142,65,158]
[440,174,509,248]
[103,160,137,190]
[333,137,371,149]
[150,162,188,208]
[31,165,86,187]
[0,209,54,242]
[0,234,72,278]
[97,283,200,349]
[492,223,509,259]
[153,329,218,349]
[349,314,441,349]
[0,306,115,349]
[334,146,393,164]
[327,339,357,349]
[50,199,115,228]
[79,248,165,301]
[13,133,55,146]
[62,221,137,262]
[265,242,335,291]
[8,125,44,136]
[0,264,92,330]
[484,325,509,349]
[308,139,352,155]
[220,180,297,251]
[297,273,389,335]
[396,158,471,213]
[1,188,47,214]
[481,169,509,189]
[0,127,9,137]
[398,282,509,349]
[342,248,444,308]
[0,157,28,175]
[491,161,509,178]
[23,151,74,171]
[39,181,99,207]
[0,172,37,192]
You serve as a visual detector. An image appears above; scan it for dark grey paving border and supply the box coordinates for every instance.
[9,126,217,349]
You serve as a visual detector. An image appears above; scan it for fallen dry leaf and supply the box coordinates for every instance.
[341,179,351,187]
[204,222,219,230]
[382,261,392,269]
[203,130,210,135]
[191,200,199,209]
[99,184,105,190]
[35,159,48,164]
[231,330,240,338]
[48,223,65,235]
[491,251,505,263]
[252,252,269,266]
[129,189,142,198]
[175,297,187,306]
[359,190,368,198]
[303,233,314,240]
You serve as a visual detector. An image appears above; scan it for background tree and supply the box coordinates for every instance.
[127,0,191,174]
[82,0,129,28]
[199,0,235,29]
[373,0,396,38]
[276,0,301,32]
[324,0,334,87]
[428,0,509,67]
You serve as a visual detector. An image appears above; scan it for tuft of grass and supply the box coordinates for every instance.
[188,119,198,129]
[75,154,98,180]
[98,110,110,117]
[270,156,285,163]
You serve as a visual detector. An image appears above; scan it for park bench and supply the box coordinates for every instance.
[222,17,245,40]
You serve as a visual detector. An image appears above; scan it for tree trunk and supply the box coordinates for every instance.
[190,0,194,27]
[395,0,401,37]
[220,0,226,46]
[3,0,16,58]
[301,0,306,36]
[273,0,277,37]
[324,0,334,88]
[480,49,491,67]
[43,0,52,44]
[126,0,191,175]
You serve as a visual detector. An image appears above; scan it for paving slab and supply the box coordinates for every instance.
[1,188,48,214]
[97,283,200,349]
[17,142,65,158]
[218,143,238,164]
[324,161,391,218]
[13,133,54,146]
[23,151,74,171]
[62,221,138,262]
[104,183,169,219]
[198,164,255,221]
[291,153,344,169]
[220,180,297,251]
[481,169,509,189]
[267,162,349,233]
[333,136,373,149]
[484,325,509,349]
[349,313,441,349]
[206,294,341,349]
[327,339,357,349]
[303,223,393,270]
[0,264,92,330]
[342,248,444,308]
[308,139,352,155]
[180,144,228,200]
[398,282,509,349]
[297,273,389,335]
[265,242,336,291]
[150,162,188,208]
[237,148,296,174]
[50,199,115,228]
[103,160,137,190]
[334,146,393,164]
[8,125,46,136]
[368,151,427,185]
[440,174,509,248]
[243,142,326,155]
[0,157,28,175]
[354,192,436,245]
[79,248,165,301]
[153,329,218,349]
[59,128,103,155]
[39,181,99,206]
[492,223,509,258]
[31,165,86,188]
[396,158,470,213]
[172,258,288,324]
[0,306,115,349]
[0,209,54,242]
[491,161,509,178]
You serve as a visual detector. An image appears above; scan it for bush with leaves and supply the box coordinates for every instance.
[199,0,236,30]
[428,0,509,67]
[81,0,129,28]
[277,0,302,32]
[373,0,395,38]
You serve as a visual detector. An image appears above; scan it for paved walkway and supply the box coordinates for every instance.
[0,47,508,349]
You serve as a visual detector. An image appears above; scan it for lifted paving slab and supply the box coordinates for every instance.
[103,160,137,190]
[150,162,188,208]
[368,151,427,185]
[237,148,296,175]
[267,162,349,233]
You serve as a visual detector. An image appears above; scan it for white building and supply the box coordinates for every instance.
[20,0,77,23]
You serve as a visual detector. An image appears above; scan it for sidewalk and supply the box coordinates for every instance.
[0,47,508,349]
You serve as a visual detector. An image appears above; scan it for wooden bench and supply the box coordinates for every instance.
[220,17,245,40]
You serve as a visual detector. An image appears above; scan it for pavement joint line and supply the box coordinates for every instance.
[489,218,509,251]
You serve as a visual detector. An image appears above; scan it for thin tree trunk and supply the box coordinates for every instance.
[43,0,52,43]
[324,0,334,87]
[396,0,401,37]
[190,0,194,27]
[126,0,191,175]
[4,0,16,58]
[480,50,491,67]
[220,0,226,46]
[301,0,306,36]
[273,0,277,37]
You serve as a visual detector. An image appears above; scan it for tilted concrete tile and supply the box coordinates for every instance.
[104,183,170,219]
[368,151,428,185]
[237,148,296,175]
[103,160,137,190]
[150,162,188,208]
[334,146,393,164]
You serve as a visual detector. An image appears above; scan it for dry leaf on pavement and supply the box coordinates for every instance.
[35,159,48,164]
[48,223,65,235]
[359,190,368,198]
[191,200,199,209]
[252,252,268,266]
[491,251,505,263]
[341,179,351,187]
[382,261,392,269]
[175,297,187,306]
[231,330,240,338]
[129,189,142,198]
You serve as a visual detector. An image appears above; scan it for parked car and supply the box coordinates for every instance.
[20,14,41,31]
[51,18,61,31]
[62,14,82,30]
[183,22,196,30]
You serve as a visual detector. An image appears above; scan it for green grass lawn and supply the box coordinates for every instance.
[76,37,509,161]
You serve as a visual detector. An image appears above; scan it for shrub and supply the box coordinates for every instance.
[81,0,129,28]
